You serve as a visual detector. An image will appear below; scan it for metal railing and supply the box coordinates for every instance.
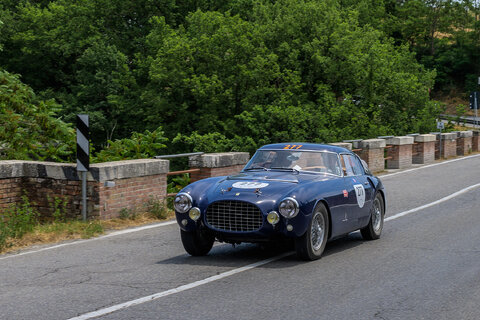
[154,152,204,197]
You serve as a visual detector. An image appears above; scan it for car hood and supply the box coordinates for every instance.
[201,171,337,207]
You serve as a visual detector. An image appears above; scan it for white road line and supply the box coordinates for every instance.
[67,181,480,320]
[379,153,480,179]
[2,153,480,260]
[67,251,293,320]
[385,182,480,222]
[0,220,176,261]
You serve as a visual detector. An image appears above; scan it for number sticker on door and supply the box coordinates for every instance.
[353,184,365,208]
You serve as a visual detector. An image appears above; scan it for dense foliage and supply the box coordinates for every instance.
[0,70,75,161]
[0,0,475,157]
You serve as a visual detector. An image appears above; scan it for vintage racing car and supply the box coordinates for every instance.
[174,143,386,260]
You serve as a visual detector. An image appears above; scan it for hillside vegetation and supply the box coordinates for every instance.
[0,0,478,159]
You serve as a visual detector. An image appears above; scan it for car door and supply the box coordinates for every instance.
[340,153,373,230]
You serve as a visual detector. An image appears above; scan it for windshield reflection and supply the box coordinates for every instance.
[244,150,342,176]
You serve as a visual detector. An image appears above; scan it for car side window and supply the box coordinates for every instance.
[340,154,354,176]
[340,154,363,176]
[349,155,365,175]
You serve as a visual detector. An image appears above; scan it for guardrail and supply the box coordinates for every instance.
[154,152,204,197]
[440,114,479,126]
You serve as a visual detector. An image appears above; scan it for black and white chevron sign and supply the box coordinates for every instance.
[76,114,90,172]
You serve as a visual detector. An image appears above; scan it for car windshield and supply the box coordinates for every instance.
[244,150,342,176]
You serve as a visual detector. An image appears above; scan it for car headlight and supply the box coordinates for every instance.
[189,207,201,221]
[174,193,193,213]
[278,197,299,218]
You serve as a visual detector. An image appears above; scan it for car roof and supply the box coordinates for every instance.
[258,143,351,154]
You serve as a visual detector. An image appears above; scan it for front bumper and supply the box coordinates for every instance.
[175,207,311,240]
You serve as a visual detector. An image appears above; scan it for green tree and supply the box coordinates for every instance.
[0,70,75,161]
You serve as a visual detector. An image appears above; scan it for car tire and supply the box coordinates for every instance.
[360,193,384,240]
[180,228,214,256]
[295,202,329,261]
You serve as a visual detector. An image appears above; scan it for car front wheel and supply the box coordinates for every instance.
[360,193,384,240]
[295,203,329,261]
[180,228,214,256]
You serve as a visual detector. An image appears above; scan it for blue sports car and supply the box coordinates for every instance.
[174,143,386,260]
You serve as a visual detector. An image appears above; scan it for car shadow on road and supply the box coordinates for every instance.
[155,232,367,268]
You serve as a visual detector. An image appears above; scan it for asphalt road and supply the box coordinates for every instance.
[1,154,480,320]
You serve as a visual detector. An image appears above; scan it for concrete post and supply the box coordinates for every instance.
[440,132,458,159]
[358,139,386,173]
[412,134,436,164]
[385,136,414,169]
[457,131,473,156]
[473,131,480,152]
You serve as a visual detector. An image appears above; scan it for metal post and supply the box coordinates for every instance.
[439,129,443,159]
[475,91,478,128]
[475,107,478,128]
[76,114,90,221]
[82,171,87,221]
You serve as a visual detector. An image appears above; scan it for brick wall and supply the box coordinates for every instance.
[0,159,169,220]
[21,177,86,220]
[387,145,413,169]
[457,137,472,156]
[411,134,436,165]
[457,131,473,156]
[385,137,414,169]
[356,139,386,173]
[0,178,22,211]
[441,133,457,159]
[358,148,385,173]
[473,132,480,152]
[98,174,166,220]
[412,141,435,164]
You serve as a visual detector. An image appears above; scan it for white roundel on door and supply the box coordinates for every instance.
[232,181,269,189]
[353,184,365,208]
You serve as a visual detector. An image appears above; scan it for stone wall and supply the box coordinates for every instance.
[1,131,477,220]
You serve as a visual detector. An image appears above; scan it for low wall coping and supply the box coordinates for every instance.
[385,136,414,145]
[90,159,169,181]
[414,134,436,143]
[0,159,169,182]
[342,139,363,149]
[360,139,386,149]
[189,152,250,168]
[0,160,27,179]
[458,131,473,138]
[329,142,352,151]
[441,132,457,140]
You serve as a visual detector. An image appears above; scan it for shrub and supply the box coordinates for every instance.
[0,195,39,250]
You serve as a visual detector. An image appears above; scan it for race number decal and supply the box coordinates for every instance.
[232,182,269,189]
[353,184,365,208]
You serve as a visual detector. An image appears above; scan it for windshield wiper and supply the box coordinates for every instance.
[271,167,300,173]
[244,166,270,171]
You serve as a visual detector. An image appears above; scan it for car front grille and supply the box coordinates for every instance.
[206,200,263,232]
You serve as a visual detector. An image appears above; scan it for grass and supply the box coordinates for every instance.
[1,211,174,255]
[0,195,174,255]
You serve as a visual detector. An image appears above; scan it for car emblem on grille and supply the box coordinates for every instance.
[235,192,240,196]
